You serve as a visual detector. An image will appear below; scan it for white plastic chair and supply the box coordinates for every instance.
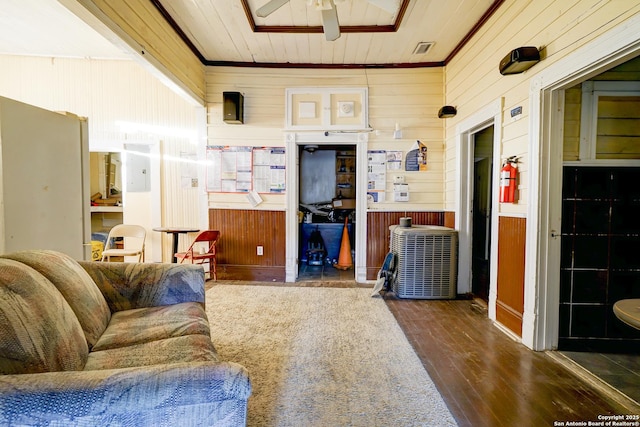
[101,224,146,262]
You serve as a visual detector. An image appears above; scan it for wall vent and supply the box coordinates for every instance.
[412,42,433,55]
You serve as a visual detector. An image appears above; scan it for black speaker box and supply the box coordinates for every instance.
[223,91,244,124]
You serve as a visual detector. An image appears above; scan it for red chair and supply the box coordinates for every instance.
[174,230,220,280]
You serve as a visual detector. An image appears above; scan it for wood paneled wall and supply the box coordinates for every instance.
[596,95,640,159]
[212,208,448,281]
[563,85,582,161]
[444,211,456,228]
[496,216,526,336]
[366,211,445,280]
[209,208,286,281]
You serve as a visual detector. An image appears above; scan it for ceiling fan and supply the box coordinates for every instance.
[256,0,398,41]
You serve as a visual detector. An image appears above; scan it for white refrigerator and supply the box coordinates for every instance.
[0,96,91,260]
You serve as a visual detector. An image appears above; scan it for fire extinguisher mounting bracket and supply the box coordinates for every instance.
[505,155,519,164]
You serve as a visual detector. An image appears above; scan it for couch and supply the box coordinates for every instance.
[0,250,251,426]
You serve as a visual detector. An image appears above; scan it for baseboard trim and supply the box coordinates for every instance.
[217,265,285,282]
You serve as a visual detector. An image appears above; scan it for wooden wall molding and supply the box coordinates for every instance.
[366,211,446,280]
[209,209,286,281]
[496,216,526,337]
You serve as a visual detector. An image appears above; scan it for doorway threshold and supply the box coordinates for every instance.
[548,351,640,412]
[297,263,355,283]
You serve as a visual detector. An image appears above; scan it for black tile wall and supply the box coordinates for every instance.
[559,167,640,352]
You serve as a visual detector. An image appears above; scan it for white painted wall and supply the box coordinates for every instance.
[444,0,640,214]
[443,0,640,349]
[0,55,203,262]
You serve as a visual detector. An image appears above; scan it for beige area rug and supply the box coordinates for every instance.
[205,285,457,427]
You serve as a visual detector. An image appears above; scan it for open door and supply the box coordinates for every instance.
[297,144,356,282]
[0,96,90,260]
[471,127,494,301]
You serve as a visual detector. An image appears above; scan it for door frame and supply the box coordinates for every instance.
[471,132,494,301]
[90,141,162,263]
[285,131,369,282]
[455,99,503,320]
[524,13,640,350]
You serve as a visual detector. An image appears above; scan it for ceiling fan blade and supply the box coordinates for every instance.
[256,0,290,18]
[367,0,398,15]
[321,1,340,41]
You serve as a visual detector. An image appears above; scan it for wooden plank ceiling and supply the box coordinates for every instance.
[0,0,503,68]
[154,0,502,67]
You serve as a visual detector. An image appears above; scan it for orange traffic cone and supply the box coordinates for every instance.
[334,217,353,270]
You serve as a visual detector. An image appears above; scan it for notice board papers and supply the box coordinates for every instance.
[206,146,286,193]
[253,147,286,193]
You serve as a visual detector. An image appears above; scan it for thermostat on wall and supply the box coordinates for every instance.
[337,101,355,117]
[393,183,409,202]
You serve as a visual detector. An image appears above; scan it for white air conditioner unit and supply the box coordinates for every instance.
[390,225,458,299]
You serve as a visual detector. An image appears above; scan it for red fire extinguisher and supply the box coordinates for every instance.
[499,156,518,203]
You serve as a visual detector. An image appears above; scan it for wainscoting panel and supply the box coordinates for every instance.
[209,209,286,281]
[444,211,455,229]
[366,211,445,280]
[496,216,526,336]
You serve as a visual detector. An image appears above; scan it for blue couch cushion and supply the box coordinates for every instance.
[85,335,218,370]
[92,302,211,352]
[1,250,111,349]
[0,259,88,374]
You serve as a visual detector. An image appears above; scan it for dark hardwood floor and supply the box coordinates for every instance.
[383,294,640,427]
[209,279,639,426]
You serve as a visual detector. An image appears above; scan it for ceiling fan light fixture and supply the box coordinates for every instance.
[261,0,396,42]
[321,1,341,41]
[256,0,290,17]
[308,0,336,10]
[367,0,399,15]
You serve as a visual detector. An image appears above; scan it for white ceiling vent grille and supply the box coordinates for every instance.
[412,42,433,55]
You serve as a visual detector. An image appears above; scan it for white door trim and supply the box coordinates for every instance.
[285,131,369,282]
[455,99,503,320]
[524,13,640,350]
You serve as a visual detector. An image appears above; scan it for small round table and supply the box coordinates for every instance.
[153,227,199,263]
[613,299,640,330]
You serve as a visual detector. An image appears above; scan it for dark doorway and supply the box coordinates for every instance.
[558,166,640,352]
[297,144,356,282]
[471,126,494,301]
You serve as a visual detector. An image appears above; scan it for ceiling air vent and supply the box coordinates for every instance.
[412,42,433,55]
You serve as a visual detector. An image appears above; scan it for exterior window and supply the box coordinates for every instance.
[578,81,640,163]
[595,95,640,159]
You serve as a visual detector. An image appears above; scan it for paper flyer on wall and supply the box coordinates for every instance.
[206,146,286,193]
[367,150,386,191]
[386,151,403,170]
[246,190,263,207]
[180,151,198,188]
[367,191,385,203]
[253,147,286,193]
[405,140,428,171]
[205,147,223,191]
